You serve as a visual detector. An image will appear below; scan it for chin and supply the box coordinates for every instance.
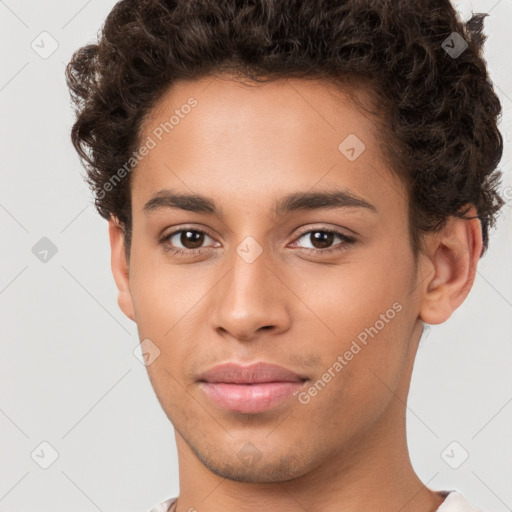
[192,443,312,483]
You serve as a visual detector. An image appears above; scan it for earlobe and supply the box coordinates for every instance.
[108,217,136,322]
[419,206,482,325]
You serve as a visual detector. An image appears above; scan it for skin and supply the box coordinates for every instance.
[109,74,482,512]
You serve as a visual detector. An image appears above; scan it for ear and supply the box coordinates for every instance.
[108,217,136,322]
[419,205,483,325]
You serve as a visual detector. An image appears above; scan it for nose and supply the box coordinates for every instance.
[210,247,292,342]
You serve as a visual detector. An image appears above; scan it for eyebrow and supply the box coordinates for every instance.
[143,188,378,217]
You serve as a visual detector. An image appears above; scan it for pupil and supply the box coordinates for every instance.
[182,230,203,249]
[312,231,333,249]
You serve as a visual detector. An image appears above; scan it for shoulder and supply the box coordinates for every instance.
[147,496,177,512]
[437,491,485,512]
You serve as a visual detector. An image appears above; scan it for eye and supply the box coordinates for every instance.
[160,228,218,256]
[292,228,356,254]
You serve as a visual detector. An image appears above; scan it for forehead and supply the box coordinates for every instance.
[131,74,407,219]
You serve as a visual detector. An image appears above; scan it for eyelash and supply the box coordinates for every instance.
[159,226,356,258]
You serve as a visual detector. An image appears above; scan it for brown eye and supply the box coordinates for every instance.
[293,228,356,254]
[175,230,206,249]
[161,228,217,254]
[308,231,336,249]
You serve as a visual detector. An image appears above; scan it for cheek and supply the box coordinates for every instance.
[295,304,412,437]
[288,243,414,393]
[128,252,215,384]
[129,248,211,333]
[288,241,413,339]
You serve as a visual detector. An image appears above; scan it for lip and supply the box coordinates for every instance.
[197,362,308,413]
[198,362,307,384]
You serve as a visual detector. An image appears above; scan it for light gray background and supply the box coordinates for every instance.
[0,1,511,511]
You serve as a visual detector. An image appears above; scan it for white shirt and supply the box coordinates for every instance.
[148,490,484,512]
[437,491,484,512]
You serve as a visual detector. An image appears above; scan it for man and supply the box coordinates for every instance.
[65,1,504,511]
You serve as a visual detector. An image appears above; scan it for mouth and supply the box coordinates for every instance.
[197,361,309,414]
[199,380,307,413]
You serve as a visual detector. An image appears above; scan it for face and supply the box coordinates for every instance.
[115,74,428,482]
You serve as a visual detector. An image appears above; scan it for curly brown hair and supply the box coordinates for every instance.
[65,0,505,260]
